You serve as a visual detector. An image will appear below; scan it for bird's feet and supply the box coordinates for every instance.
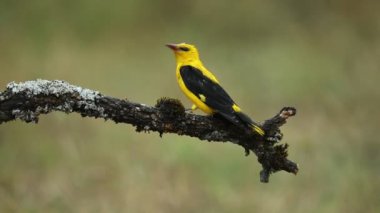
[185,104,198,113]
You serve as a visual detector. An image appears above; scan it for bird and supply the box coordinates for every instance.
[166,42,265,136]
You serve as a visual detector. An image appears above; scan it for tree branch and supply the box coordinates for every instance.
[0,79,298,182]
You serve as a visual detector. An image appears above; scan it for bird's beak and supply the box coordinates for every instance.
[166,43,178,51]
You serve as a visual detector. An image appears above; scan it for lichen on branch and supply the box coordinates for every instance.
[0,79,298,183]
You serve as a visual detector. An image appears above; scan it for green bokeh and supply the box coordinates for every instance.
[1,0,379,212]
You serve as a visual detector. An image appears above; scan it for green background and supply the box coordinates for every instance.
[0,0,379,212]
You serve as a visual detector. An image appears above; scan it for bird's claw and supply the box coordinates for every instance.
[185,105,198,113]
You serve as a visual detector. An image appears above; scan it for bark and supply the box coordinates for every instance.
[0,79,298,182]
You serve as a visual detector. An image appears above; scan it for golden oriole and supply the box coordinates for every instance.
[166,42,265,136]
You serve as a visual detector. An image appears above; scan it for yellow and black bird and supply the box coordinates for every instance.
[166,42,265,136]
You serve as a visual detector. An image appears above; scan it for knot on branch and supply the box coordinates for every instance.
[156,97,186,119]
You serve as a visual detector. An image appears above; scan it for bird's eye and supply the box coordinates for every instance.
[179,47,190,51]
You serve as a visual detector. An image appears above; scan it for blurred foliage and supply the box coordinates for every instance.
[0,0,379,212]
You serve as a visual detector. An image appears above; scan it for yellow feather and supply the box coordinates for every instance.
[253,125,265,136]
[199,94,206,102]
[232,104,241,112]
[168,42,265,136]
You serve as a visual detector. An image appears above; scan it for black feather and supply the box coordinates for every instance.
[179,65,255,130]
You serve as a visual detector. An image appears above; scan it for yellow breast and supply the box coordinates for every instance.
[176,69,214,114]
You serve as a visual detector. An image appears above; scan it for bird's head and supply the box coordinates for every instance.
[166,43,200,63]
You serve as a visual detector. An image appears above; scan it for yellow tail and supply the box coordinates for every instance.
[234,110,265,136]
[252,125,265,136]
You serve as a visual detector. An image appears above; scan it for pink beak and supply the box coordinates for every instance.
[166,43,178,51]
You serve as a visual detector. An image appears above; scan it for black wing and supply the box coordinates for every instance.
[180,65,264,135]
[179,65,235,113]
[180,66,250,127]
